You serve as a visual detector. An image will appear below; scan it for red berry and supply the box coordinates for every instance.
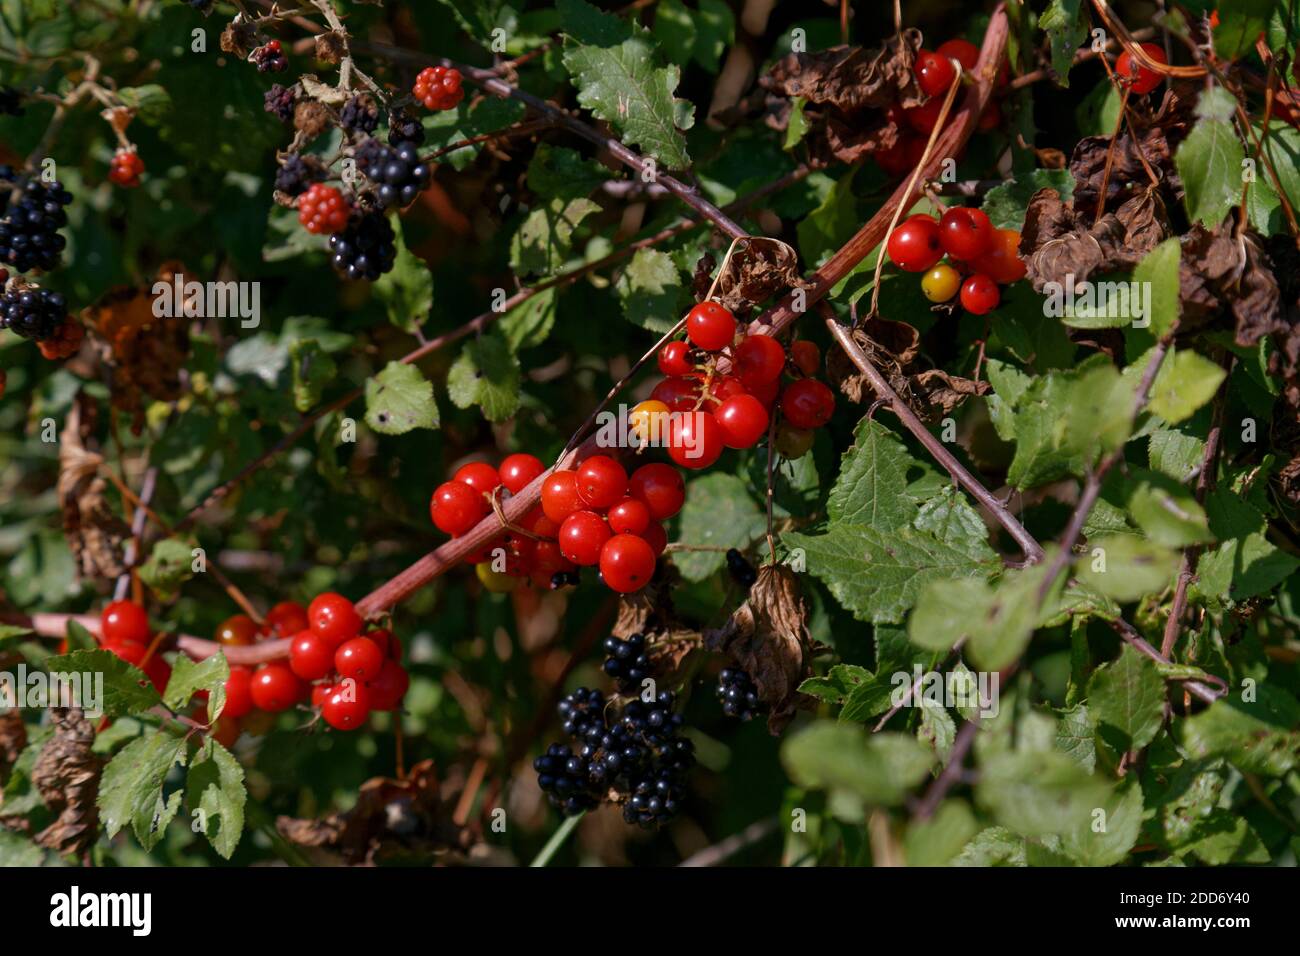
[599,534,656,593]
[657,340,694,377]
[650,375,701,412]
[336,636,385,682]
[685,301,737,351]
[747,374,780,407]
[106,640,171,692]
[780,379,836,430]
[289,630,335,681]
[223,666,254,720]
[969,228,1026,284]
[321,680,371,730]
[453,461,501,493]
[250,662,305,712]
[108,149,145,188]
[576,455,628,509]
[541,470,584,524]
[311,683,333,710]
[938,207,995,260]
[366,660,410,711]
[959,273,1000,314]
[1116,42,1166,95]
[364,628,400,661]
[733,334,786,388]
[876,137,911,177]
[558,510,612,566]
[297,183,350,235]
[886,216,944,272]
[915,49,957,97]
[216,614,258,647]
[904,99,945,135]
[628,463,685,520]
[210,716,241,749]
[307,592,362,648]
[101,600,149,646]
[430,480,489,536]
[936,38,979,70]
[533,538,576,576]
[668,410,724,469]
[522,506,560,539]
[608,497,651,536]
[263,601,309,639]
[790,340,820,376]
[641,521,668,556]
[715,394,770,449]
[499,453,545,494]
[413,65,464,111]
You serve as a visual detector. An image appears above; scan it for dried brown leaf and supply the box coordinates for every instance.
[762,32,924,113]
[58,394,129,581]
[31,709,101,856]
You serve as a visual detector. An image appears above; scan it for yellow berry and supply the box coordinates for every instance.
[920,263,961,303]
[774,423,814,459]
[630,399,671,445]
[476,561,520,593]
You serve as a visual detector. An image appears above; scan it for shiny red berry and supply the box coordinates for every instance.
[607,497,651,536]
[886,216,944,272]
[915,49,957,97]
[790,340,820,376]
[222,666,254,720]
[216,614,258,647]
[499,453,545,494]
[938,207,995,260]
[336,636,385,681]
[263,601,309,639]
[101,600,150,646]
[959,273,1000,314]
[250,662,305,713]
[576,455,628,509]
[1116,42,1166,95]
[558,510,611,566]
[289,630,334,681]
[599,534,656,593]
[321,680,371,730]
[650,375,701,412]
[628,463,685,520]
[685,301,737,351]
[366,660,410,711]
[541,470,583,524]
[657,340,694,377]
[430,480,488,536]
[780,379,836,430]
[453,461,501,493]
[733,334,786,388]
[714,394,769,449]
[307,592,362,648]
[668,410,724,470]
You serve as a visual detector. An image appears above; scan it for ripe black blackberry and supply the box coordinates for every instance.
[0,285,68,341]
[359,140,430,209]
[726,548,758,588]
[386,108,425,147]
[340,95,379,134]
[273,154,323,197]
[328,210,396,281]
[602,633,652,693]
[623,737,694,828]
[716,667,763,721]
[264,84,295,123]
[0,168,73,273]
[550,570,579,589]
[0,86,23,116]
[533,743,601,816]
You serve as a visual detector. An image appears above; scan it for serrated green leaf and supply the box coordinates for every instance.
[526,143,611,200]
[798,663,873,704]
[372,226,433,333]
[0,623,34,642]
[511,197,601,276]
[446,332,521,422]
[97,730,188,849]
[905,800,979,866]
[784,97,809,151]
[116,84,171,123]
[826,417,917,531]
[163,653,229,724]
[365,361,439,435]
[1148,424,1205,482]
[1060,780,1143,866]
[1056,703,1096,771]
[1074,535,1178,602]
[1149,349,1226,425]
[1194,531,1300,608]
[289,339,337,414]
[616,247,683,332]
[673,473,766,580]
[913,486,997,562]
[1175,115,1245,228]
[1087,645,1166,751]
[982,170,1075,228]
[186,738,246,859]
[839,673,895,723]
[952,827,1027,866]
[1124,469,1212,547]
[1038,0,1087,87]
[1210,0,1274,60]
[976,749,1112,836]
[781,723,933,805]
[1178,690,1300,776]
[499,287,557,351]
[1132,237,1181,342]
[44,648,162,718]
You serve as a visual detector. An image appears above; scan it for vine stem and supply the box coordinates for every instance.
[529,812,583,867]
[5,612,289,665]
[822,303,1044,562]
[914,719,980,820]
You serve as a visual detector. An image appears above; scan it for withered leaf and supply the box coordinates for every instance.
[1022,187,1169,292]
[704,237,804,315]
[762,32,925,114]
[31,709,101,856]
[704,564,815,734]
[58,394,130,581]
[0,711,26,775]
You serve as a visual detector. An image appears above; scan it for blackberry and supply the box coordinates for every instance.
[340,95,379,134]
[274,154,323,197]
[550,570,579,589]
[358,139,430,209]
[0,86,23,116]
[557,687,606,741]
[0,286,68,341]
[251,40,288,73]
[716,667,763,721]
[602,633,652,693]
[622,738,694,828]
[726,548,758,589]
[264,84,296,123]
[533,743,601,816]
[328,210,396,281]
[0,169,73,273]
[386,108,425,147]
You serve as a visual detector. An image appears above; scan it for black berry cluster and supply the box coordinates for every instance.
[340,95,379,134]
[726,548,757,588]
[264,84,295,123]
[0,86,23,116]
[329,210,396,281]
[602,633,652,693]
[386,109,425,147]
[534,687,695,829]
[716,667,763,721]
[355,139,430,209]
[274,154,323,197]
[0,167,73,273]
[0,285,68,341]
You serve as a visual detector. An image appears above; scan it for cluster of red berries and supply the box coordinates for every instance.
[227,593,409,734]
[877,38,1007,176]
[251,39,288,73]
[97,599,171,691]
[413,66,463,111]
[886,208,1026,315]
[107,148,145,189]
[297,183,351,235]
[641,301,833,465]
[1115,42,1167,95]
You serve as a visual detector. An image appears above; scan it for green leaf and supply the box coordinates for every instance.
[1124,469,1212,547]
[561,2,694,169]
[526,143,611,200]
[905,800,980,866]
[1056,703,1096,771]
[784,97,810,151]
[138,536,196,601]
[1073,535,1178,602]
[365,361,440,435]
[372,227,433,333]
[1210,0,1274,60]
[982,169,1075,228]
[555,0,627,44]
[116,84,172,123]
[781,723,933,806]
[616,247,683,333]
[1175,113,1245,228]
[0,623,33,643]
[1131,238,1181,341]
[785,524,995,625]
[673,473,766,581]
[289,339,337,414]
[499,287,557,351]
[186,738,246,859]
[447,332,521,422]
[1182,813,1270,864]
[433,0,520,47]
[952,827,1027,866]
[989,283,1076,370]
[163,653,229,724]
[1038,0,1087,87]
[1148,349,1227,425]
[912,487,996,562]
[1148,424,1205,482]
[1194,531,1300,608]
[511,197,602,277]
[1179,690,1300,776]
[797,663,873,705]
[826,417,916,532]
[839,673,896,723]
[798,167,859,265]
[97,729,188,849]
[918,702,957,761]
[650,0,695,66]
[1060,781,1143,866]
[44,648,162,718]
[976,749,1113,836]
[1087,645,1166,751]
